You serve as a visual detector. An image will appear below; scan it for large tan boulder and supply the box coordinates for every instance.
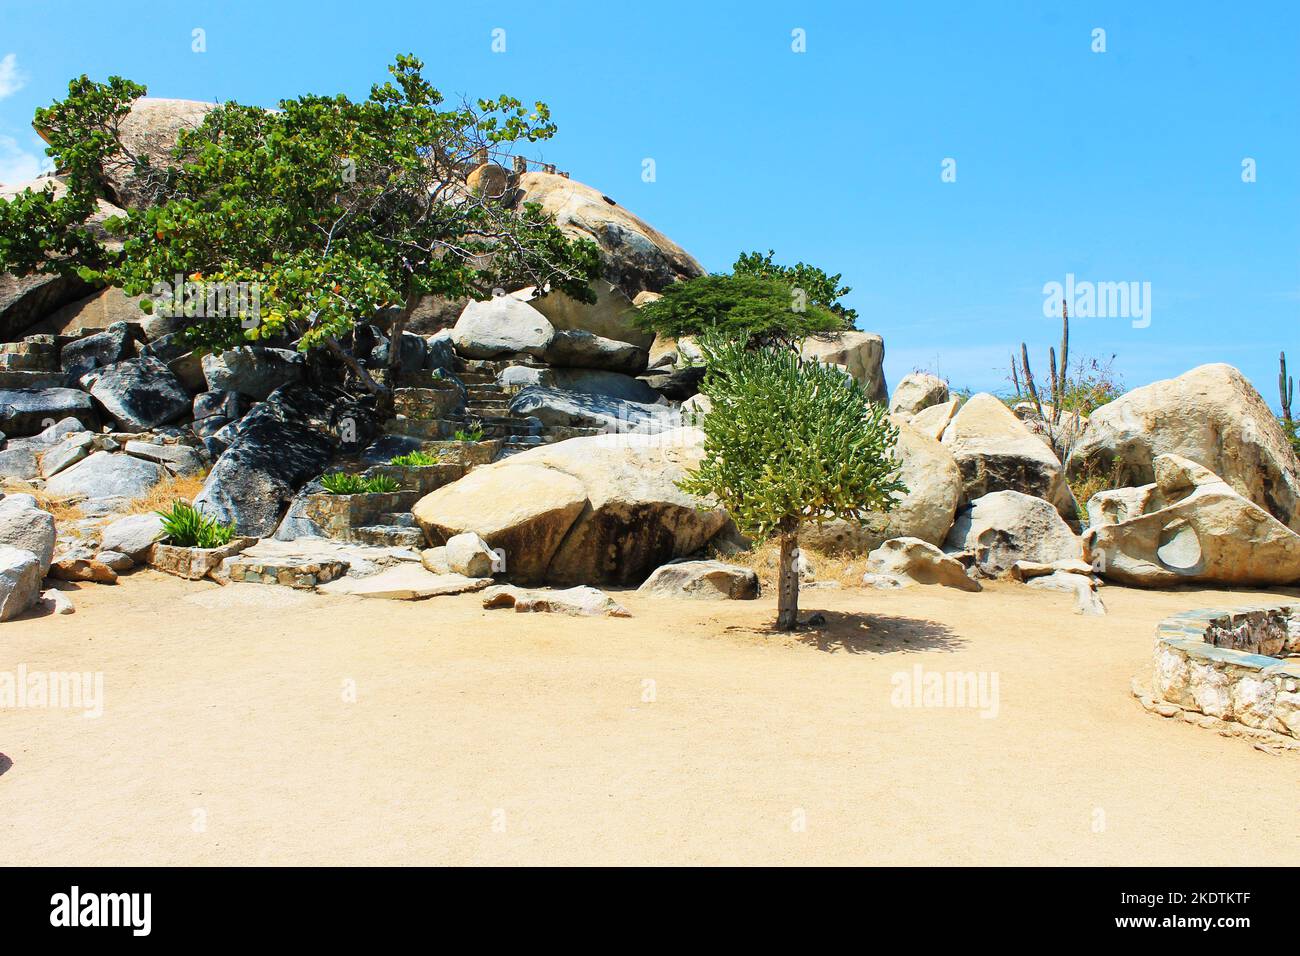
[27,287,174,340]
[1067,364,1300,532]
[519,430,728,586]
[941,393,1076,518]
[412,464,587,584]
[450,296,555,359]
[908,397,959,440]
[863,537,981,591]
[945,490,1082,575]
[1083,454,1300,588]
[800,332,888,404]
[412,428,727,586]
[889,372,949,419]
[801,422,961,553]
[0,176,125,339]
[37,97,218,209]
[511,172,704,349]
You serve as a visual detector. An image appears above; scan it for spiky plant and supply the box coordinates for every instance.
[680,336,906,631]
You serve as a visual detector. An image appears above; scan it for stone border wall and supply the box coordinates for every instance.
[1153,605,1300,739]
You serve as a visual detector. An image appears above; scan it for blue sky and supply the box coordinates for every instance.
[1,0,1296,402]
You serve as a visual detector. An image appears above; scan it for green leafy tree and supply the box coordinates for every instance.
[731,249,858,325]
[681,337,906,630]
[0,55,600,395]
[635,273,846,349]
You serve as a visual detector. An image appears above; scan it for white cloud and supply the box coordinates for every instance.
[0,54,26,99]
[0,135,53,187]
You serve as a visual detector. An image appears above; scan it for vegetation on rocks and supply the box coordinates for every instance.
[156,500,236,549]
[320,472,399,495]
[635,251,854,348]
[388,450,441,467]
[0,55,601,391]
[680,336,905,630]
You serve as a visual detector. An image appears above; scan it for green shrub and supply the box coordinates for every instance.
[1278,417,1300,458]
[453,425,485,442]
[319,472,401,494]
[155,500,236,549]
[389,450,441,467]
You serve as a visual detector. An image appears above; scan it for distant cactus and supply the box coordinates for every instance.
[1280,351,1293,422]
[1013,302,1069,427]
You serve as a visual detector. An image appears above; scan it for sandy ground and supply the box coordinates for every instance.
[1,570,1297,866]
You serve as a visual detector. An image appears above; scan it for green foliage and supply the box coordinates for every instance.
[0,56,601,356]
[732,249,858,325]
[155,500,236,549]
[634,273,847,348]
[319,472,400,494]
[453,425,485,442]
[1279,416,1300,459]
[1054,356,1124,416]
[680,337,906,539]
[388,449,441,467]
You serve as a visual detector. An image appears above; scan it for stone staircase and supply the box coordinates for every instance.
[387,355,605,457]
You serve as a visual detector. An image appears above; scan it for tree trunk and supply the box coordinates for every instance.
[776,520,800,632]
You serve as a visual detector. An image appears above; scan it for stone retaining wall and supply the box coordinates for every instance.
[1153,605,1300,739]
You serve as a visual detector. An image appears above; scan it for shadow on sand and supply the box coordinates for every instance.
[730,609,965,654]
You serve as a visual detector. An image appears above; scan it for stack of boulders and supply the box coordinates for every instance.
[8,97,1297,612]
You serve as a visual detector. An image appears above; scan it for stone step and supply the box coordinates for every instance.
[379,512,417,528]
[0,369,70,389]
[354,525,425,549]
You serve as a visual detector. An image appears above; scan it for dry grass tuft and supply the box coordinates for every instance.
[1,479,86,524]
[121,472,209,516]
[713,537,866,590]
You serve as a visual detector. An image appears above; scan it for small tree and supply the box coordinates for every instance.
[680,338,906,630]
[635,248,856,350]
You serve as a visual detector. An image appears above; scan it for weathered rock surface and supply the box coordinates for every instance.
[39,431,95,477]
[941,393,1075,518]
[444,531,497,578]
[889,372,949,419]
[1083,454,1300,587]
[451,296,555,359]
[542,329,647,374]
[0,388,97,436]
[482,584,631,617]
[0,444,38,479]
[28,286,170,340]
[0,545,43,620]
[45,450,165,504]
[511,172,704,350]
[81,357,190,430]
[318,565,489,600]
[637,559,759,600]
[194,409,336,536]
[800,332,888,404]
[414,428,726,586]
[413,463,588,583]
[863,537,982,591]
[0,499,56,576]
[100,513,166,560]
[945,490,1082,575]
[509,386,677,433]
[201,347,305,400]
[1025,570,1106,615]
[60,322,135,378]
[909,397,960,440]
[59,97,219,209]
[801,422,962,553]
[1067,364,1300,531]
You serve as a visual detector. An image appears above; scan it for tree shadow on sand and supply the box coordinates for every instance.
[793,610,965,654]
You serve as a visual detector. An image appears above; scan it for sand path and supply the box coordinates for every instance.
[1,571,1296,865]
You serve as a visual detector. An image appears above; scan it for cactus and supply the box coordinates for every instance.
[1281,351,1293,422]
[1014,302,1069,425]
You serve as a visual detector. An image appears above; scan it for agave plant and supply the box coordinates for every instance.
[155,501,236,549]
[388,450,441,467]
[320,472,401,494]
